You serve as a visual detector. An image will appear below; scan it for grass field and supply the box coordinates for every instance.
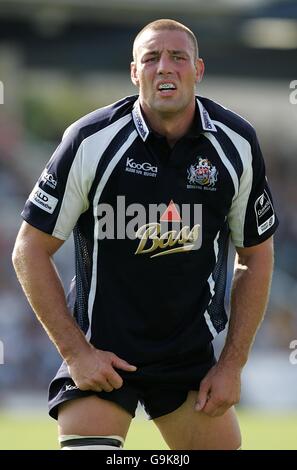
[1,409,297,450]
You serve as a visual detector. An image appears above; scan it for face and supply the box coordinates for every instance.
[131,29,204,116]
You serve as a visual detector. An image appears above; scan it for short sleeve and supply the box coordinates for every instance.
[21,126,89,240]
[228,131,278,247]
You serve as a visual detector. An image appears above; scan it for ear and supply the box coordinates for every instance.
[195,58,205,84]
[130,61,140,87]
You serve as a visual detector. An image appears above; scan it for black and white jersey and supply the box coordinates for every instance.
[22,95,278,372]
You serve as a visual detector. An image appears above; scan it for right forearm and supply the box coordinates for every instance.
[13,245,90,362]
[13,222,137,393]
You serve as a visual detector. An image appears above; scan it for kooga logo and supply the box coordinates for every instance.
[126,158,157,175]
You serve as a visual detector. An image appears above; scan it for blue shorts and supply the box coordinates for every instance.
[48,343,216,420]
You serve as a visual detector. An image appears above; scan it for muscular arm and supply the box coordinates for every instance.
[221,237,274,367]
[13,222,87,359]
[196,236,274,416]
[12,221,136,392]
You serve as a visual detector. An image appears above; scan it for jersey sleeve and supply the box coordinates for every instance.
[21,125,90,240]
[228,130,279,247]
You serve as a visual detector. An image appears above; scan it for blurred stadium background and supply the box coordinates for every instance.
[0,0,297,450]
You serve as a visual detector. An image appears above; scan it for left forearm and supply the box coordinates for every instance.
[219,240,274,369]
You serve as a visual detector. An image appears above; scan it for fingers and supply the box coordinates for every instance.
[200,398,227,417]
[99,352,136,389]
[105,369,124,390]
[110,353,137,372]
[78,376,114,393]
[69,350,137,394]
[197,393,235,417]
[96,353,137,390]
[92,363,123,392]
[101,380,114,393]
[195,379,211,411]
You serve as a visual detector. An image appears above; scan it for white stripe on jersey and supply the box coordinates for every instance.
[86,129,138,341]
[52,114,132,239]
[204,311,218,339]
[203,230,220,338]
[203,131,239,198]
[212,120,253,247]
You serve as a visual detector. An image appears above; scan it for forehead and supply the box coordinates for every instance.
[135,29,194,57]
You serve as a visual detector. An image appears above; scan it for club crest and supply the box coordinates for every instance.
[187,157,218,191]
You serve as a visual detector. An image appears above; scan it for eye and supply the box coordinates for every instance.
[143,56,158,63]
[173,55,186,62]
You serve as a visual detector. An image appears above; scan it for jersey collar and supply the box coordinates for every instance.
[132,97,217,142]
[132,99,150,141]
[196,98,217,133]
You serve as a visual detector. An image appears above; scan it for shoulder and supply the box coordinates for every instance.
[199,96,257,145]
[62,95,138,144]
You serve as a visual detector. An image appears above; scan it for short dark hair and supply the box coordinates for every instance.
[133,19,199,62]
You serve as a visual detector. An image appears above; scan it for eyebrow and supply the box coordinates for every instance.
[142,50,190,57]
[170,50,190,56]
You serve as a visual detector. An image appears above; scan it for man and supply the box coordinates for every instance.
[13,19,278,450]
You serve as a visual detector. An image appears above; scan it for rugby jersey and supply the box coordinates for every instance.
[22,94,278,371]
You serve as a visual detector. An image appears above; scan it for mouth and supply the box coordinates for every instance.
[157,82,177,95]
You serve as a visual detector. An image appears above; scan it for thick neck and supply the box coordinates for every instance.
[140,100,196,147]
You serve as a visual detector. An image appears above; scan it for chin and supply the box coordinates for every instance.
[154,100,182,114]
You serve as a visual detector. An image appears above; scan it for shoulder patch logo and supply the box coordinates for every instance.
[41,169,57,189]
[187,157,218,191]
[29,185,58,214]
[254,190,275,235]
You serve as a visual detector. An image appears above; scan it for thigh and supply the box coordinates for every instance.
[153,390,241,450]
[58,395,133,440]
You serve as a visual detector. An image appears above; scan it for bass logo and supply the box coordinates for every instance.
[135,200,202,258]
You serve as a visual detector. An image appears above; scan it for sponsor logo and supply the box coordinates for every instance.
[125,158,157,177]
[135,222,200,258]
[95,196,203,258]
[135,200,202,258]
[65,384,78,391]
[160,200,181,222]
[187,157,218,191]
[29,185,58,214]
[41,169,57,189]
[254,190,275,235]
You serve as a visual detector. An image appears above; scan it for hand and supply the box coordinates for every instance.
[195,362,241,417]
[66,345,137,393]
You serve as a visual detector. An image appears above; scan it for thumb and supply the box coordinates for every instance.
[195,381,210,411]
[111,354,137,372]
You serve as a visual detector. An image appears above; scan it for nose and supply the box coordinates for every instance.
[157,53,173,75]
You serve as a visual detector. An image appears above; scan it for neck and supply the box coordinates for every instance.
[140,100,196,147]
